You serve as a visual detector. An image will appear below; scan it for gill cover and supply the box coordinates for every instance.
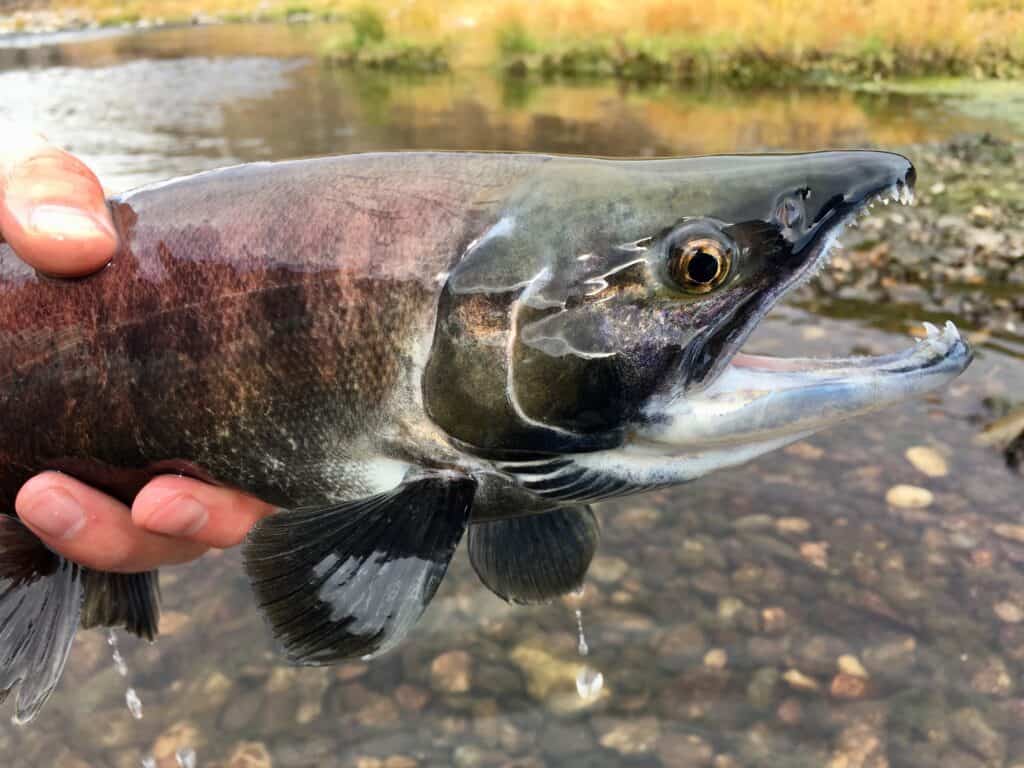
[422,160,683,458]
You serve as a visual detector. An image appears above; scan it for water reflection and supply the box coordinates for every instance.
[1,24,1017,191]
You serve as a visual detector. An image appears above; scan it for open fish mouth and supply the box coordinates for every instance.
[641,172,973,453]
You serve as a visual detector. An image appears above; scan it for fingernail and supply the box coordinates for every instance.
[29,204,115,242]
[144,495,208,536]
[20,488,86,540]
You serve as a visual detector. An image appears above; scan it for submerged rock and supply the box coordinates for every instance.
[226,741,272,768]
[431,651,473,693]
[951,707,1006,763]
[596,716,660,756]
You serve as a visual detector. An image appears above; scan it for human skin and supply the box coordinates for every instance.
[0,121,274,572]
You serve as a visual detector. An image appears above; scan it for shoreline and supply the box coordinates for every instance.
[3,7,1024,85]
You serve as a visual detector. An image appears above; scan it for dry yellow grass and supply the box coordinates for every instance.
[50,0,1024,64]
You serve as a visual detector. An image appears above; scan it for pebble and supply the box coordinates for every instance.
[760,606,791,634]
[994,523,1024,543]
[597,717,660,755]
[775,517,811,535]
[829,673,870,700]
[655,732,714,766]
[226,742,272,768]
[703,648,728,670]
[612,505,661,529]
[784,441,824,460]
[885,484,934,508]
[510,643,606,714]
[656,623,708,664]
[151,722,202,764]
[904,445,949,477]
[158,611,191,636]
[430,651,473,693]
[395,684,430,712]
[776,697,803,726]
[971,655,1014,696]
[734,514,774,531]
[782,669,821,692]
[995,601,1024,623]
[863,636,917,679]
[747,667,780,709]
[828,720,886,768]
[800,541,830,569]
[589,555,629,583]
[952,707,1007,763]
[837,654,869,678]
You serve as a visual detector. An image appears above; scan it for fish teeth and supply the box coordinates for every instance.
[914,320,963,353]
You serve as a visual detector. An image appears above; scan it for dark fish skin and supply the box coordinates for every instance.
[0,152,542,511]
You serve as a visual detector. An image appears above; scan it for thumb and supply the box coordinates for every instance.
[0,120,118,277]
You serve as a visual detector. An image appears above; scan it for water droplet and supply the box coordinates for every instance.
[176,747,197,768]
[107,629,118,647]
[125,688,143,720]
[112,649,128,677]
[576,666,604,700]
[141,758,157,768]
[569,585,585,599]
[574,609,589,657]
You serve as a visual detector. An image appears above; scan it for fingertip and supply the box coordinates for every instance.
[0,143,118,277]
[15,472,88,541]
[132,480,209,537]
[133,477,274,549]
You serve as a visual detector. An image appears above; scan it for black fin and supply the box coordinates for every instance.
[80,569,161,641]
[468,505,600,605]
[0,515,83,724]
[243,475,476,665]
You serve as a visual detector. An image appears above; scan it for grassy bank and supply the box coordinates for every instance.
[5,0,1024,82]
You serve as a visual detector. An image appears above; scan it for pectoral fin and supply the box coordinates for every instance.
[468,505,600,605]
[243,474,476,665]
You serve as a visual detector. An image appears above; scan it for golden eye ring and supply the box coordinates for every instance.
[668,238,731,293]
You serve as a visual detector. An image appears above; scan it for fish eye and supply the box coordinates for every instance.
[667,238,732,294]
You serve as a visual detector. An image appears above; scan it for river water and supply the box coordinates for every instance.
[1,22,1022,768]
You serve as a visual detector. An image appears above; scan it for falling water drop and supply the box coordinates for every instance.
[112,648,128,677]
[569,583,602,700]
[575,666,604,701]
[176,747,197,768]
[574,609,589,657]
[125,688,143,720]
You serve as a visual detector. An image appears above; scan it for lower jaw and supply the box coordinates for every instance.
[641,320,972,451]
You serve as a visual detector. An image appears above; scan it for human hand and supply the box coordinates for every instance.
[1,122,275,572]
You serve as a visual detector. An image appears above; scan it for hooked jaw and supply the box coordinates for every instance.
[637,151,972,462]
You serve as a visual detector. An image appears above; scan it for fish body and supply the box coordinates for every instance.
[0,150,971,721]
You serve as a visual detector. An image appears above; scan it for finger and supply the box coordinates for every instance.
[132,476,276,549]
[15,472,208,573]
[0,121,118,277]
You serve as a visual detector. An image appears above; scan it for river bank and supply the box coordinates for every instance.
[4,0,1024,84]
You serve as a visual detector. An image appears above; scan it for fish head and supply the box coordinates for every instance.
[425,151,971,480]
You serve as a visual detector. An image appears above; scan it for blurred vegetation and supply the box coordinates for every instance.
[11,0,1024,81]
[320,5,447,72]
